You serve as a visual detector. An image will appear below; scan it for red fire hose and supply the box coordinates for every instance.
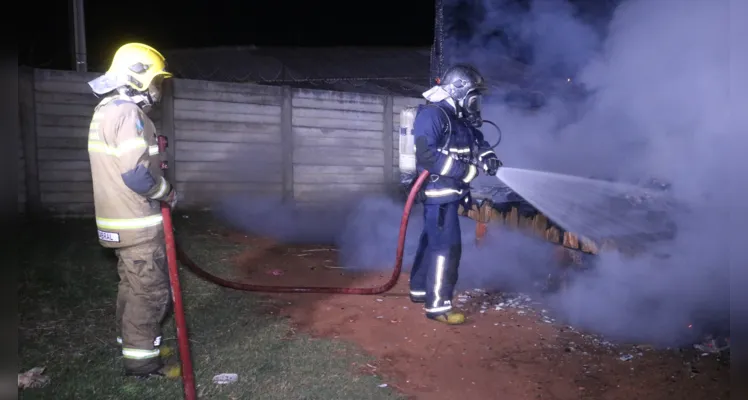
[162,203,197,400]
[160,168,430,399]
[176,170,430,293]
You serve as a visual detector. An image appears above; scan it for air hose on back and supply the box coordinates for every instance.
[482,120,503,150]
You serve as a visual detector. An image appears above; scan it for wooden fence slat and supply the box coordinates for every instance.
[34,68,100,83]
[161,79,176,185]
[35,92,99,105]
[174,144,282,163]
[37,137,87,149]
[34,80,93,94]
[293,147,385,167]
[39,170,92,182]
[174,89,282,106]
[37,126,88,138]
[36,114,93,128]
[292,98,384,113]
[176,129,281,144]
[294,165,385,184]
[294,183,385,202]
[43,203,95,216]
[292,107,383,122]
[175,182,283,193]
[39,160,90,170]
[294,136,382,149]
[281,86,294,202]
[175,98,282,116]
[38,148,89,161]
[293,126,381,141]
[393,96,423,109]
[292,116,383,131]
[42,191,93,203]
[177,161,242,172]
[174,78,282,96]
[175,140,282,154]
[293,89,383,104]
[20,67,41,214]
[40,182,92,192]
[174,119,281,134]
[175,109,280,124]
[176,170,283,184]
[382,96,394,183]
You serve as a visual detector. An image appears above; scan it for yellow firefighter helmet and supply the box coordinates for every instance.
[88,43,173,95]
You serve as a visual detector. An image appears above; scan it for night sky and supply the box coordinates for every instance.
[20,0,436,71]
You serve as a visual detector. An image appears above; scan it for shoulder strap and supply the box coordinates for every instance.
[426,104,453,151]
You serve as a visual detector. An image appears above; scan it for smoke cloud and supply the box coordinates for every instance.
[214,0,743,347]
[465,0,740,345]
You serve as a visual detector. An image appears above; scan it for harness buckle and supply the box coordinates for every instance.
[429,174,440,182]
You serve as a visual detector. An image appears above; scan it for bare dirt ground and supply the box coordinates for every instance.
[227,232,730,400]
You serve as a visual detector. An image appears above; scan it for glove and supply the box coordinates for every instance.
[480,152,502,176]
[164,189,178,209]
[463,192,474,211]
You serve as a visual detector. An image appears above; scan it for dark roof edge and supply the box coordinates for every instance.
[163,45,432,54]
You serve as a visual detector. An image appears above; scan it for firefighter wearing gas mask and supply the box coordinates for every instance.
[86,43,179,378]
[409,64,502,325]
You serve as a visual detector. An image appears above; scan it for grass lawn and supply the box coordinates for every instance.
[18,212,403,400]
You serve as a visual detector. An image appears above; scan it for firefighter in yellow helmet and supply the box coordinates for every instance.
[87,43,179,378]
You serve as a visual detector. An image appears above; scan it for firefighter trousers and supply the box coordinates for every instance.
[115,240,171,375]
[409,200,462,316]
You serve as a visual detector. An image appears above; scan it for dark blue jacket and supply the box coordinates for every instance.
[413,100,495,205]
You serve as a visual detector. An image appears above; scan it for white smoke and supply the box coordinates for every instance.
[458,0,742,345]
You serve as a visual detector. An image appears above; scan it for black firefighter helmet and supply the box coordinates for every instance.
[438,63,487,127]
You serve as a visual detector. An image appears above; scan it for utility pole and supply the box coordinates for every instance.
[430,0,444,84]
[69,0,88,72]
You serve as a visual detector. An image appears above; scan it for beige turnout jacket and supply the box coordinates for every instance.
[87,96,172,248]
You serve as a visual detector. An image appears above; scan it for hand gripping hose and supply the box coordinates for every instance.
[175,169,431,294]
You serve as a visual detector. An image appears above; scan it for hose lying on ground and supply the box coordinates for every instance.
[175,170,431,294]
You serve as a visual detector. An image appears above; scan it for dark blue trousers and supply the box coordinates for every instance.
[409,200,462,315]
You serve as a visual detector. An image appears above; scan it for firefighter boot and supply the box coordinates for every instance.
[426,311,466,325]
[159,345,175,358]
[125,363,182,380]
[124,345,180,380]
[409,290,426,304]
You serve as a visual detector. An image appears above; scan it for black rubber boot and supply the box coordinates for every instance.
[426,311,466,325]
[409,294,426,303]
[125,364,181,380]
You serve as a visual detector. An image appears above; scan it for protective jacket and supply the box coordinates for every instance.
[413,100,496,204]
[88,96,173,248]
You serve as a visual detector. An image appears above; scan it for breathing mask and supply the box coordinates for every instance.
[459,90,483,128]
